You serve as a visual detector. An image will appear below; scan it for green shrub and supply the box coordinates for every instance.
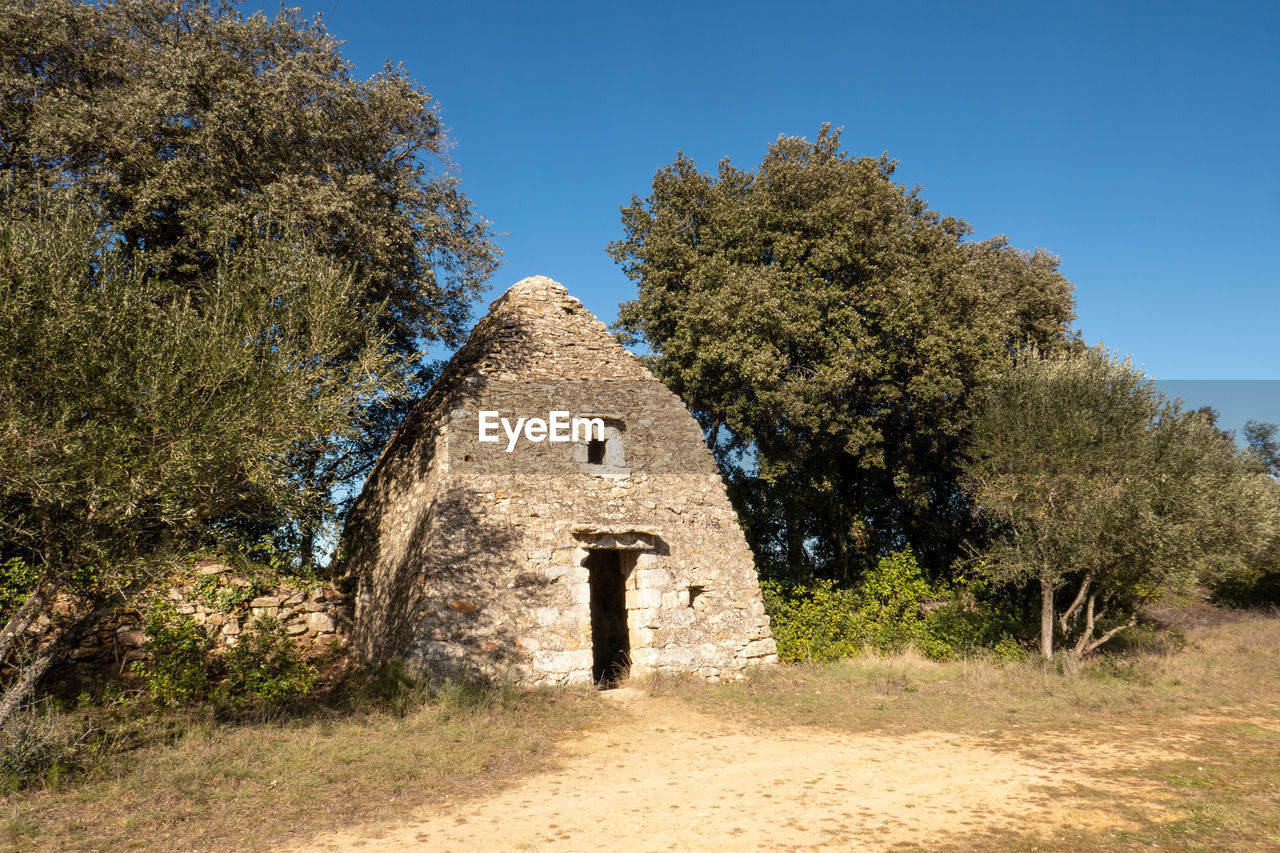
[763,548,1027,662]
[221,617,316,705]
[923,576,1029,660]
[762,578,863,662]
[133,601,216,708]
[0,556,40,623]
[135,604,316,708]
[1204,562,1280,608]
[194,572,220,601]
[989,634,1030,664]
[854,549,952,658]
[211,581,263,613]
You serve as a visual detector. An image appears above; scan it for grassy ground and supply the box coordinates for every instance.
[647,611,1280,851]
[1,679,614,852]
[4,611,1278,852]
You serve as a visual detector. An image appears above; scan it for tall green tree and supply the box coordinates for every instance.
[0,0,500,557]
[961,348,1280,657]
[0,182,401,723]
[609,126,1076,579]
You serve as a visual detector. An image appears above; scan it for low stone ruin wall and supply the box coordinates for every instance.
[16,560,354,689]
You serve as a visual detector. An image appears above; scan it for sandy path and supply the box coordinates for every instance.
[288,690,1171,852]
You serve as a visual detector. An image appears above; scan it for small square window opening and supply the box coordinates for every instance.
[586,438,606,464]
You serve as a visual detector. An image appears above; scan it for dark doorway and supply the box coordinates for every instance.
[586,549,630,686]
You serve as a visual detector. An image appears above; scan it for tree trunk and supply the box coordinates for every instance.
[832,525,849,582]
[299,523,316,574]
[1081,616,1137,655]
[299,451,320,572]
[1039,574,1055,659]
[1058,573,1092,636]
[705,418,723,453]
[1073,592,1098,656]
[0,635,63,728]
[785,514,806,571]
[0,570,61,666]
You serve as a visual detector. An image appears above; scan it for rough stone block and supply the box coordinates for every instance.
[739,638,778,659]
[115,628,147,647]
[637,568,673,589]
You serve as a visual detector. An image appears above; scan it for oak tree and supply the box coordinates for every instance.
[609,126,1076,579]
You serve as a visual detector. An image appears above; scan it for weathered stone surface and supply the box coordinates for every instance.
[345,276,777,686]
[307,612,336,633]
[116,628,147,648]
[28,569,356,688]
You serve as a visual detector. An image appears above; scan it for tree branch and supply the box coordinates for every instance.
[0,582,145,729]
[1058,572,1091,634]
[1082,615,1137,655]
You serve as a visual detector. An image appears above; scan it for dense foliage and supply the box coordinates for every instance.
[0,181,392,722]
[135,603,316,708]
[764,549,1024,663]
[609,126,1076,580]
[0,0,500,556]
[0,0,498,724]
[613,127,1279,657]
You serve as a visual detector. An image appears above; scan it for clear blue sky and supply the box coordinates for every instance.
[258,1,1278,424]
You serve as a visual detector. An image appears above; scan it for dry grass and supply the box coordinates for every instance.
[5,612,1279,852]
[1,681,615,852]
[647,610,1280,851]
[644,612,1279,735]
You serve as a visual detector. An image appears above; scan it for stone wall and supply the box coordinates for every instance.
[17,561,353,688]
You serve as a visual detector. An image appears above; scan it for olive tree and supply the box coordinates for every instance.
[0,184,401,724]
[0,0,501,558]
[962,348,1280,657]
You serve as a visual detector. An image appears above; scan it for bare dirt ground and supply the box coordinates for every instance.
[287,688,1187,852]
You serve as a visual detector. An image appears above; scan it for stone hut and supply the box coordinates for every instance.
[343,276,777,686]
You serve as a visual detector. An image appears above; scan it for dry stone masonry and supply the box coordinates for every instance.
[15,560,353,688]
[343,276,778,686]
